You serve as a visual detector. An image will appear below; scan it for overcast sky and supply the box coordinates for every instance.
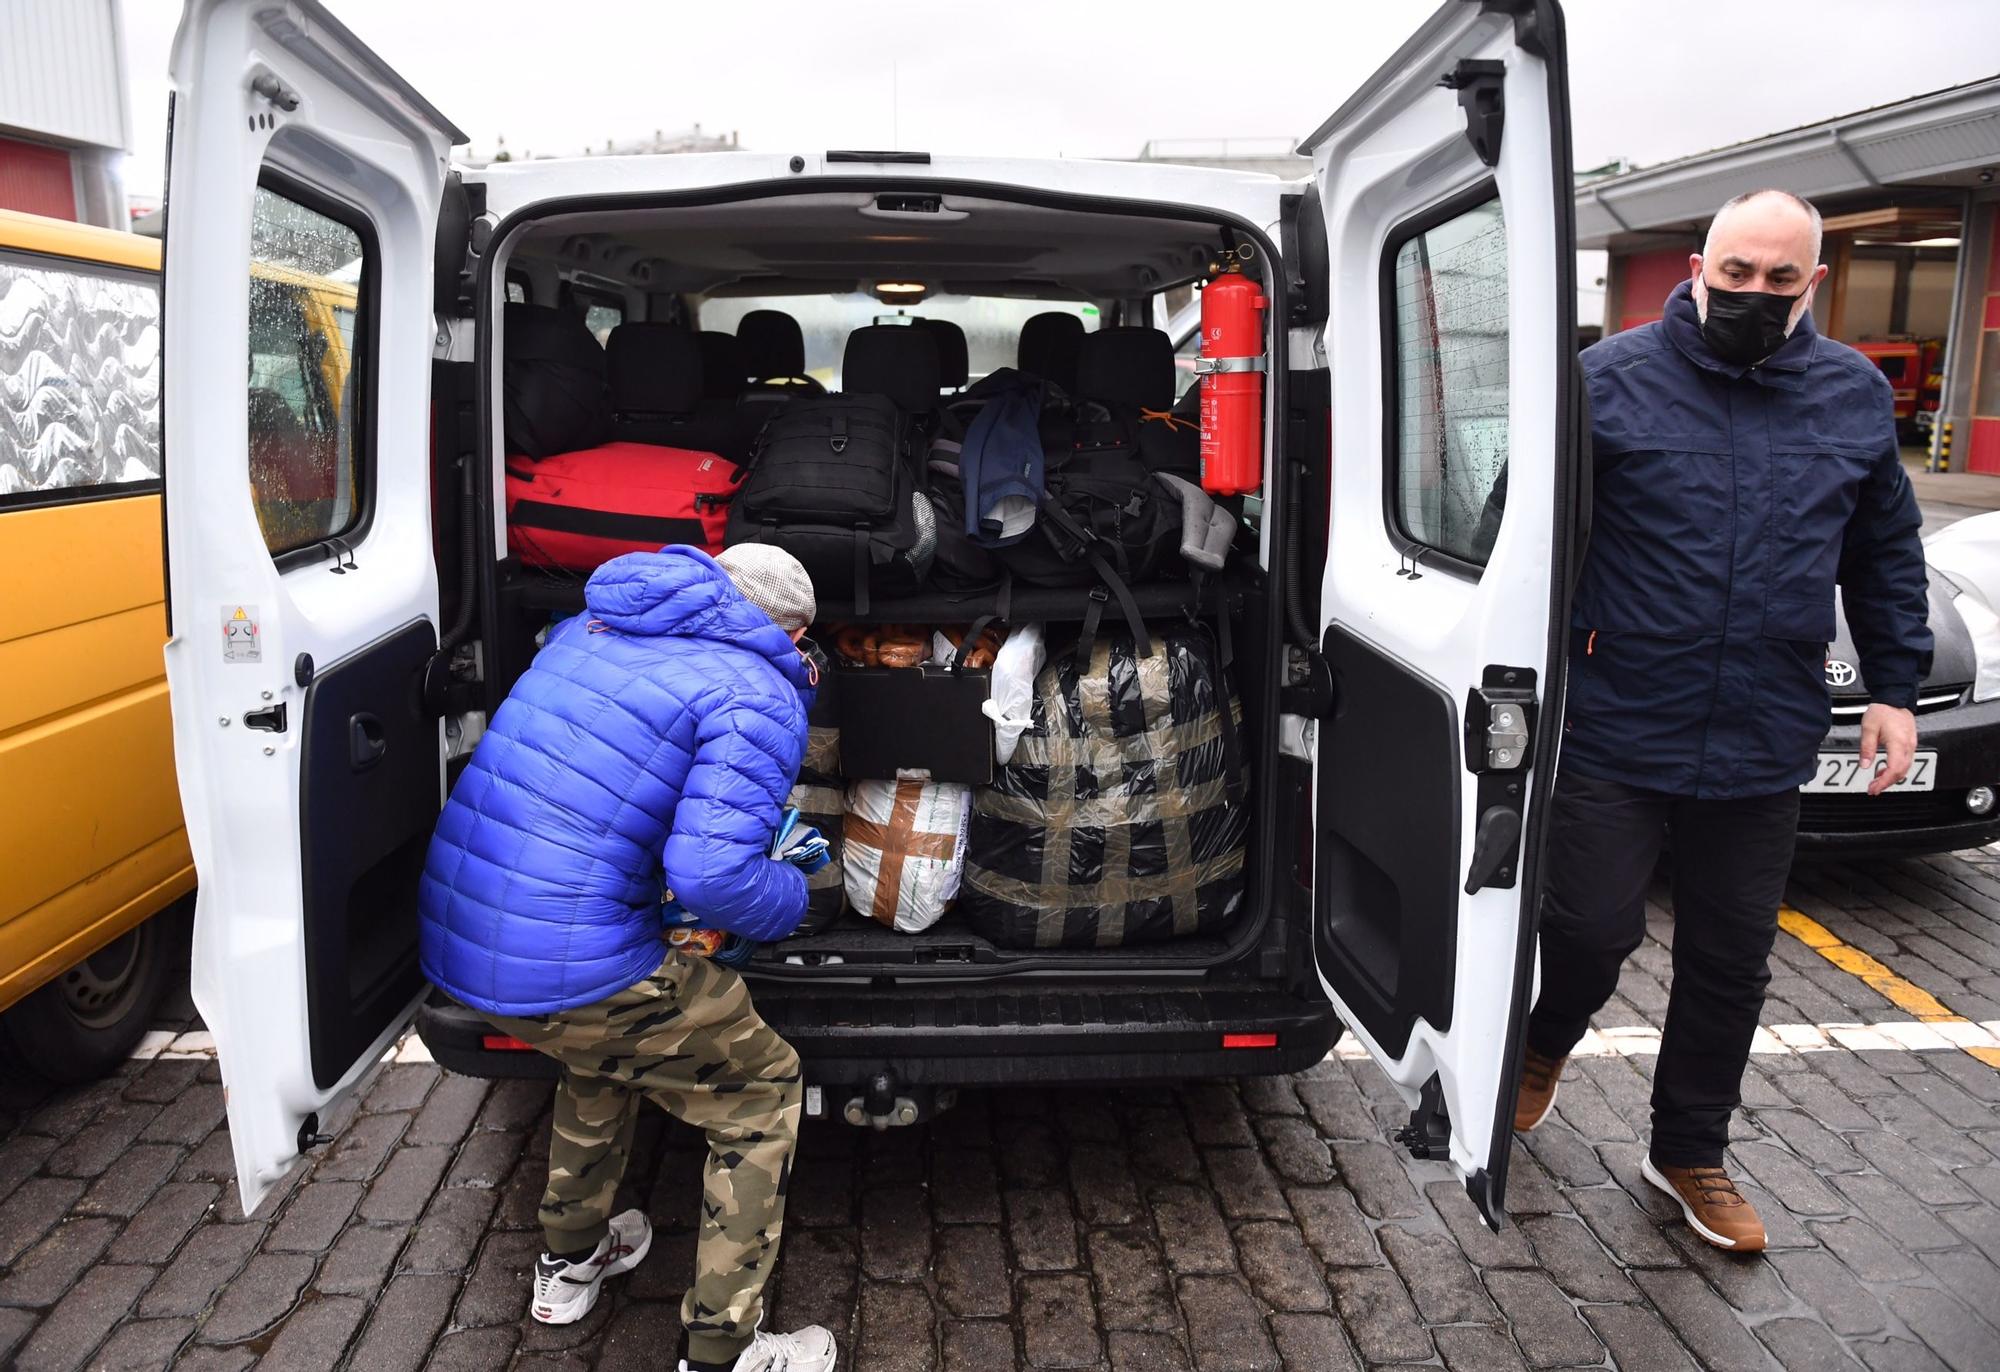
[118,0,1999,198]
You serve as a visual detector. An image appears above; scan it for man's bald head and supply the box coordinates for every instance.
[1694,189,1825,301]
[1703,189,1822,270]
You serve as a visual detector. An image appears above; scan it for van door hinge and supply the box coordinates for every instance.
[243,703,288,733]
[1462,668,1536,894]
[1396,1076,1451,1160]
[1440,59,1506,167]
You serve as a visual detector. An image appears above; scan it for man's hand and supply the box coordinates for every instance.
[1859,702,1918,796]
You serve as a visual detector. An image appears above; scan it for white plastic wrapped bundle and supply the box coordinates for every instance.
[842,770,971,933]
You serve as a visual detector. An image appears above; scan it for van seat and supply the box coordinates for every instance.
[915,318,969,392]
[738,310,814,385]
[1074,326,1175,411]
[605,323,742,460]
[1017,311,1085,394]
[698,331,750,399]
[843,324,942,413]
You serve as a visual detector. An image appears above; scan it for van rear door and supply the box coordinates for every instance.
[1298,0,1580,1227]
[162,0,462,1213]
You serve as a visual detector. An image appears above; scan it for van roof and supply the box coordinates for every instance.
[0,209,161,272]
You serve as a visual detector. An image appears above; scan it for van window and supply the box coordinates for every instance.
[0,253,160,503]
[1387,194,1508,568]
[567,285,623,345]
[247,184,368,556]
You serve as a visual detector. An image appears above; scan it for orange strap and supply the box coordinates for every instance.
[1140,407,1197,433]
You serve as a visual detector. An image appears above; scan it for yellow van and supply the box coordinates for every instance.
[0,208,356,1080]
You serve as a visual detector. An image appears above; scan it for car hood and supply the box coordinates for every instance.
[1828,572,1972,701]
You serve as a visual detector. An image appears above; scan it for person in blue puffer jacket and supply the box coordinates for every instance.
[418,543,838,1372]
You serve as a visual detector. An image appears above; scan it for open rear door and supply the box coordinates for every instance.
[162,0,464,1212]
[1298,0,1579,1226]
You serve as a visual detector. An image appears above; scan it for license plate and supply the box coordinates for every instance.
[1801,751,1938,794]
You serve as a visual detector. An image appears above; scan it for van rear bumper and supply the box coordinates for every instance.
[414,981,1340,1086]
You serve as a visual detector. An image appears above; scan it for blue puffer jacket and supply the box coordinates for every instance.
[1564,279,1931,799]
[418,547,814,1015]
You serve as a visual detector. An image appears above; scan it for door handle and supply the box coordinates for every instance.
[349,713,387,771]
[1463,805,1522,895]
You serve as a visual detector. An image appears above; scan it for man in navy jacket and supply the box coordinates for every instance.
[1513,190,1931,1252]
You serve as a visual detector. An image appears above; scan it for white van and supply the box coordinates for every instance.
[162,0,1584,1226]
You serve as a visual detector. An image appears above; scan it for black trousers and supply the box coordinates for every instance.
[1525,769,1799,1167]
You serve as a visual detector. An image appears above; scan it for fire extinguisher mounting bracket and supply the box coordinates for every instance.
[1194,356,1267,376]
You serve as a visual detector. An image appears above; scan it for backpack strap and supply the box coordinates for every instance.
[1072,551,1152,670]
[853,526,871,617]
[950,573,1013,673]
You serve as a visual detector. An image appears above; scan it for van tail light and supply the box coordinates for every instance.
[482,1034,535,1051]
[1222,1033,1279,1050]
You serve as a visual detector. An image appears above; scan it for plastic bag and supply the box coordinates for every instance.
[963,625,1246,948]
[842,770,972,933]
[980,621,1047,765]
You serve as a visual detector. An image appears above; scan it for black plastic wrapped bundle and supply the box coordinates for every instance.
[788,641,847,935]
[963,624,1246,948]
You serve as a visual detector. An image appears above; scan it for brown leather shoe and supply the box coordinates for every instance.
[1513,1047,1566,1132]
[1643,1157,1767,1252]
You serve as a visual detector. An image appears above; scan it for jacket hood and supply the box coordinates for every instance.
[584,546,814,690]
[1662,278,1819,379]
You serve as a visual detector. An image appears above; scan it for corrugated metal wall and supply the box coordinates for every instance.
[0,0,129,152]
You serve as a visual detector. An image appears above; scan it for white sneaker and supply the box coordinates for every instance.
[679,1324,838,1372]
[531,1209,652,1325]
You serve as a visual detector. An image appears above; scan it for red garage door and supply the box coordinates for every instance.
[0,136,77,220]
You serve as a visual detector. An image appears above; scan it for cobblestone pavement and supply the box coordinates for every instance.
[4,852,2000,1370]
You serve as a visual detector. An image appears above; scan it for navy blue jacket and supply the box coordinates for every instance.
[1563,280,1930,799]
[418,547,814,1016]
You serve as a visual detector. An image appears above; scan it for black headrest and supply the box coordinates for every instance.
[915,318,969,389]
[737,310,807,380]
[842,324,941,411]
[1017,311,1084,392]
[606,323,704,414]
[505,302,606,376]
[1075,327,1175,411]
[697,331,749,399]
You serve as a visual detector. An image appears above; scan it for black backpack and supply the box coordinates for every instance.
[501,304,611,459]
[724,393,935,612]
[998,444,1180,590]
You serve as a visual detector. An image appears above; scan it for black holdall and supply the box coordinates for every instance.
[501,303,612,459]
[723,392,935,612]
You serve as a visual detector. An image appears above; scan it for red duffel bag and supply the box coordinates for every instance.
[505,441,742,570]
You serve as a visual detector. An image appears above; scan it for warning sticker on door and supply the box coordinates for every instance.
[222,605,261,663]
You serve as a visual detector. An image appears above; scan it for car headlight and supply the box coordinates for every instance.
[1946,577,2000,703]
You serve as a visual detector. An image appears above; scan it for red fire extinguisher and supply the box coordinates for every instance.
[1198,247,1267,497]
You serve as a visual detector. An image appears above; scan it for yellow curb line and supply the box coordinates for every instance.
[1778,907,2000,1070]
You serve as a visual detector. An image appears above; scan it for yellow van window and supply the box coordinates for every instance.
[247,186,366,556]
[0,255,160,500]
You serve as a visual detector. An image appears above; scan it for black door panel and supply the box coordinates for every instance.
[299,619,440,1089]
[1314,624,1458,1058]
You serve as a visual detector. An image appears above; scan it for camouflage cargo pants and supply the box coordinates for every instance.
[489,949,802,1363]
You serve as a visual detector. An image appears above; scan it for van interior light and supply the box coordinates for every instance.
[876,281,925,294]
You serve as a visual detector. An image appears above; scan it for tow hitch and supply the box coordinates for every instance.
[828,1073,956,1130]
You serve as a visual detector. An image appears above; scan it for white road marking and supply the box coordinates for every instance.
[1331,1019,2000,1062]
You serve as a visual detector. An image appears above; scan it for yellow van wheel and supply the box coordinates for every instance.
[0,901,185,1084]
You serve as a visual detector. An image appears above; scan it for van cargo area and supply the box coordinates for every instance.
[457,190,1306,989]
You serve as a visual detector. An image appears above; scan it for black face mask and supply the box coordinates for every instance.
[1699,282,1808,367]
